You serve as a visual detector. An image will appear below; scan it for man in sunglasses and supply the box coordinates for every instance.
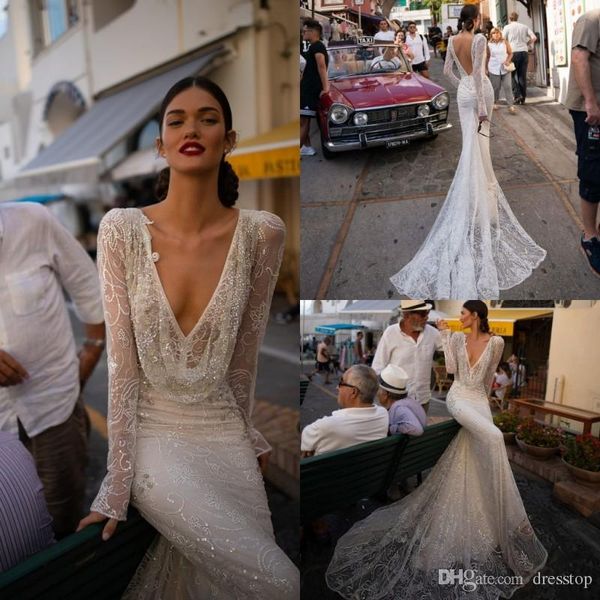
[372,300,442,414]
[300,365,388,457]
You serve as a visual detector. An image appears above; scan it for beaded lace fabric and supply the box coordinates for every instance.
[90,208,298,599]
[390,34,546,299]
[326,330,547,599]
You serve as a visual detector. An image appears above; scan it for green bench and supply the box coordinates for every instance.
[300,377,310,406]
[0,509,157,599]
[300,419,461,524]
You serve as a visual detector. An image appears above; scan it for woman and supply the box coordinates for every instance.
[326,300,547,599]
[395,30,414,62]
[77,77,299,599]
[488,27,516,114]
[390,4,546,298]
[493,362,512,407]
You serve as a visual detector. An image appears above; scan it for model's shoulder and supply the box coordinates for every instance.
[3,201,49,223]
[99,207,141,230]
[244,209,285,240]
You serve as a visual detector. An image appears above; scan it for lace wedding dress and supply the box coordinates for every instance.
[326,330,547,599]
[91,208,298,599]
[390,34,546,298]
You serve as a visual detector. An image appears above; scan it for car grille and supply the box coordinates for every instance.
[329,112,448,142]
[361,106,416,123]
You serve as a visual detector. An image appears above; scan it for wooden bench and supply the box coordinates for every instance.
[300,419,461,524]
[509,397,600,435]
[0,509,157,599]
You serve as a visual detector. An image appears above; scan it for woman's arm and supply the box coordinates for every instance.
[443,38,460,88]
[504,40,513,65]
[472,34,488,119]
[226,213,285,465]
[80,211,140,537]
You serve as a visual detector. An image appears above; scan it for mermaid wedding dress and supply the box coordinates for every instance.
[91,208,298,599]
[390,34,546,299]
[326,329,547,599]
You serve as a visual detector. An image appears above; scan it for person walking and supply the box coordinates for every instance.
[502,12,536,104]
[488,27,516,114]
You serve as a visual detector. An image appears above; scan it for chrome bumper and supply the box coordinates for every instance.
[324,122,452,153]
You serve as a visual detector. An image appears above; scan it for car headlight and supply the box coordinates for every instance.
[432,92,450,110]
[329,104,350,124]
[417,104,430,118]
[353,112,368,126]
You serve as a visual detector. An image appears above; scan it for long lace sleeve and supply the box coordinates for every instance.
[484,336,505,392]
[227,213,285,457]
[90,211,139,521]
[440,329,458,374]
[472,33,488,118]
[443,38,460,88]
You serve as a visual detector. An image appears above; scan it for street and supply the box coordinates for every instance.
[71,294,299,563]
[301,55,600,300]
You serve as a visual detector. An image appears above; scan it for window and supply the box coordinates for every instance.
[0,0,8,39]
[137,119,160,151]
[31,0,79,54]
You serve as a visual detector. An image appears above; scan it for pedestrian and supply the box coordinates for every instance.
[371,300,442,414]
[354,331,365,364]
[374,19,395,44]
[0,201,105,539]
[564,8,600,276]
[405,21,431,78]
[502,12,536,104]
[488,27,516,114]
[300,18,329,157]
[311,336,332,384]
[395,30,414,62]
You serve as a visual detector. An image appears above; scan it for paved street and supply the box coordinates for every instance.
[301,55,600,300]
[71,294,299,563]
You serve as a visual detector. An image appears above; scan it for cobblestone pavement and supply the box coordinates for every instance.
[299,377,600,599]
[301,55,600,300]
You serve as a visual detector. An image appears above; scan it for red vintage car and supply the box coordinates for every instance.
[318,42,452,158]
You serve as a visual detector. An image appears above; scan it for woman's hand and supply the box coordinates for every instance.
[77,511,119,541]
[258,451,271,475]
[436,319,449,331]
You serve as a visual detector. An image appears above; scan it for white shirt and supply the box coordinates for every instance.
[405,32,431,65]
[372,322,442,405]
[301,406,389,455]
[493,372,511,400]
[374,30,396,43]
[488,41,509,75]
[502,22,535,53]
[0,203,104,437]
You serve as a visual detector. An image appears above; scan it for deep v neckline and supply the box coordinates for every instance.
[463,335,492,370]
[138,208,243,340]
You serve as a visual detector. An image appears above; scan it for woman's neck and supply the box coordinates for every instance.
[467,328,487,341]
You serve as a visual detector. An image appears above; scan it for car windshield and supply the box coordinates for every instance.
[327,45,411,78]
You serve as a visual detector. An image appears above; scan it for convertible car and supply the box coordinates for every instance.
[318,43,452,158]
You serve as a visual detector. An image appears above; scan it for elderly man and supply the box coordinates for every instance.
[372,300,442,414]
[502,12,537,104]
[301,364,388,457]
[377,364,427,436]
[0,202,105,538]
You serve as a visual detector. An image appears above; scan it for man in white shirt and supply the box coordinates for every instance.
[301,364,389,457]
[372,300,442,413]
[374,19,396,43]
[502,12,537,104]
[405,21,431,78]
[0,202,105,538]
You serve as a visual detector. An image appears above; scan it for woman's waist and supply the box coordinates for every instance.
[449,380,488,398]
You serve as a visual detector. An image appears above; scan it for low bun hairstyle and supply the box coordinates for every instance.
[463,300,491,334]
[154,76,239,207]
[457,3,479,33]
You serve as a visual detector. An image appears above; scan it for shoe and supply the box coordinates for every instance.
[300,145,317,156]
[580,234,600,277]
[508,106,516,114]
[493,104,500,110]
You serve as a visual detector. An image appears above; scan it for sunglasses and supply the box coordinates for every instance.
[477,121,495,138]
[338,377,360,392]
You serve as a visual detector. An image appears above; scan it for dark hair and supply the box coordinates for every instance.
[458,4,479,32]
[463,300,490,333]
[155,76,239,207]
[499,362,511,376]
[303,18,322,37]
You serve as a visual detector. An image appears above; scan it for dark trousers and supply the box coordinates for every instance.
[18,397,89,539]
[511,51,529,101]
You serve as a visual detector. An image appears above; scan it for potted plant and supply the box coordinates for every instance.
[515,418,564,460]
[493,411,521,444]
[561,434,600,486]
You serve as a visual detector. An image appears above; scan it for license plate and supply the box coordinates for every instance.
[386,139,410,148]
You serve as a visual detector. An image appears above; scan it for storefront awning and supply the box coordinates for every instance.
[445,309,553,337]
[315,323,364,334]
[110,149,167,181]
[228,121,299,180]
[16,46,227,186]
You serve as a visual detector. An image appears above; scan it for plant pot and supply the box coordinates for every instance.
[502,431,516,445]
[515,437,559,460]
[562,459,600,487]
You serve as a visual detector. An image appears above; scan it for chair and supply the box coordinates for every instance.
[489,383,513,412]
[432,365,452,393]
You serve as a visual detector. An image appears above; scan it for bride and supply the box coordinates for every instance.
[390,4,546,299]
[326,300,547,599]
[77,76,299,598]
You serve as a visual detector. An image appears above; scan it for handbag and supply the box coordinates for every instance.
[505,62,516,72]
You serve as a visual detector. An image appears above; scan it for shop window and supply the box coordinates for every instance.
[91,0,135,32]
[137,119,160,151]
[30,0,79,55]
